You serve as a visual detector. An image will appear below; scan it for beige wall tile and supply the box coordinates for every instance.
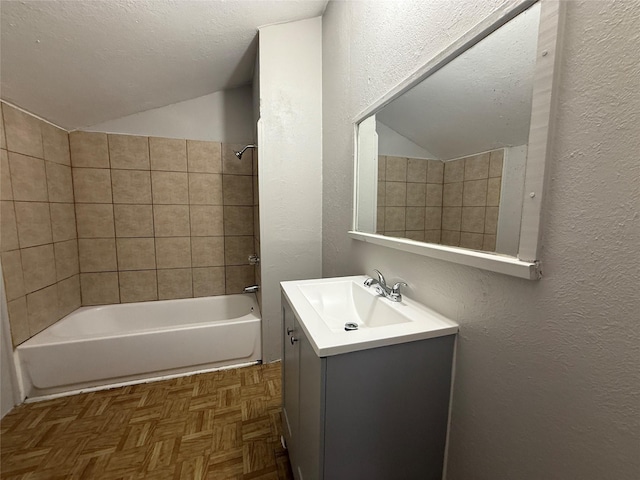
[384,231,405,238]
[50,203,77,242]
[41,123,70,165]
[112,169,152,204]
[2,104,43,158]
[441,230,460,247]
[58,275,81,317]
[150,137,187,171]
[377,182,386,207]
[15,201,53,248]
[153,205,190,237]
[385,156,407,182]
[45,161,74,202]
[157,268,192,300]
[119,270,157,303]
[485,207,499,235]
[222,144,253,176]
[187,140,221,173]
[225,265,255,294]
[1,149,13,200]
[405,207,425,231]
[0,105,6,150]
[463,179,488,207]
[116,238,156,271]
[425,207,443,231]
[405,230,425,242]
[69,131,109,168]
[426,184,443,207]
[78,238,117,272]
[80,272,120,305]
[378,156,386,181]
[155,237,191,269]
[1,250,25,301]
[75,204,115,238]
[222,175,253,206]
[427,160,444,184]
[407,158,427,183]
[460,232,485,250]
[443,159,464,183]
[425,230,442,244]
[406,183,425,207]
[189,173,222,205]
[376,207,385,232]
[461,207,486,233]
[224,236,253,266]
[191,236,225,267]
[384,207,405,231]
[7,296,29,346]
[222,206,252,236]
[151,171,188,204]
[385,182,406,207]
[487,177,502,206]
[27,284,60,336]
[489,149,504,177]
[442,182,463,207]
[73,168,112,203]
[193,267,225,297]
[190,205,224,236]
[54,239,79,281]
[8,152,48,202]
[1,201,19,251]
[464,153,490,181]
[113,204,154,237]
[108,134,150,170]
[442,207,462,231]
[483,234,497,252]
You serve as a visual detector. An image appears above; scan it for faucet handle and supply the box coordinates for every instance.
[388,282,407,302]
[391,282,407,293]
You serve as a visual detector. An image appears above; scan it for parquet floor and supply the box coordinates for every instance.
[0,362,293,480]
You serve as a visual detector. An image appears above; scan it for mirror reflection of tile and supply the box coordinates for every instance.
[376,148,502,252]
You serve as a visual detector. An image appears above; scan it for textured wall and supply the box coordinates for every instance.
[322,1,640,479]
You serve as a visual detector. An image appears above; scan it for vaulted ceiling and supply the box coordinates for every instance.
[0,0,328,130]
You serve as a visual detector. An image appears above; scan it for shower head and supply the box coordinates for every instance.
[234,144,256,160]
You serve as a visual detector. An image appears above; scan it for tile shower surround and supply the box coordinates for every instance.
[377,150,503,251]
[0,101,257,347]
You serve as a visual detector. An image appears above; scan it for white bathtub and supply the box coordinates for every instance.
[17,294,261,399]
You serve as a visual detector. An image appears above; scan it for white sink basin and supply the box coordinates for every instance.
[281,275,458,356]
[297,280,410,332]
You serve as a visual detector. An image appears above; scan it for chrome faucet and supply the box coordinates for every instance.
[364,270,407,302]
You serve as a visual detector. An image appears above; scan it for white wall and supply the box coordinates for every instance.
[376,121,436,159]
[258,17,323,362]
[83,86,254,143]
[322,1,640,479]
[1,271,20,418]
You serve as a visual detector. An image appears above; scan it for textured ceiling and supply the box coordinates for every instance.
[0,0,328,129]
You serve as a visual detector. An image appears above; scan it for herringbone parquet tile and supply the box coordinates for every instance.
[0,363,293,480]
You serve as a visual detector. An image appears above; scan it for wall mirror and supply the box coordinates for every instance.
[350,0,563,279]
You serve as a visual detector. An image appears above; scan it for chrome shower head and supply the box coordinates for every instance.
[234,144,256,160]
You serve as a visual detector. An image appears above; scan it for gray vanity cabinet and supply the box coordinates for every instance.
[281,294,456,480]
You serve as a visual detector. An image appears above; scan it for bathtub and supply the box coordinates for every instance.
[16,294,261,400]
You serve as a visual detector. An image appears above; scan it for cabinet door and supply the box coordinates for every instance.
[281,301,300,457]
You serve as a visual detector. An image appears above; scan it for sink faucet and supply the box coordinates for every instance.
[364,270,407,302]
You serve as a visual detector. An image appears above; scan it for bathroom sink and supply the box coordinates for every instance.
[281,276,458,356]
[297,280,410,332]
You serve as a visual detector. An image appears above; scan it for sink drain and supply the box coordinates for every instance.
[344,322,359,331]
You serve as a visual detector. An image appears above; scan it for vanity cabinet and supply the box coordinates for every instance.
[281,294,456,480]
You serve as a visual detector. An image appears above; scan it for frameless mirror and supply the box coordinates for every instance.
[351,0,562,279]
